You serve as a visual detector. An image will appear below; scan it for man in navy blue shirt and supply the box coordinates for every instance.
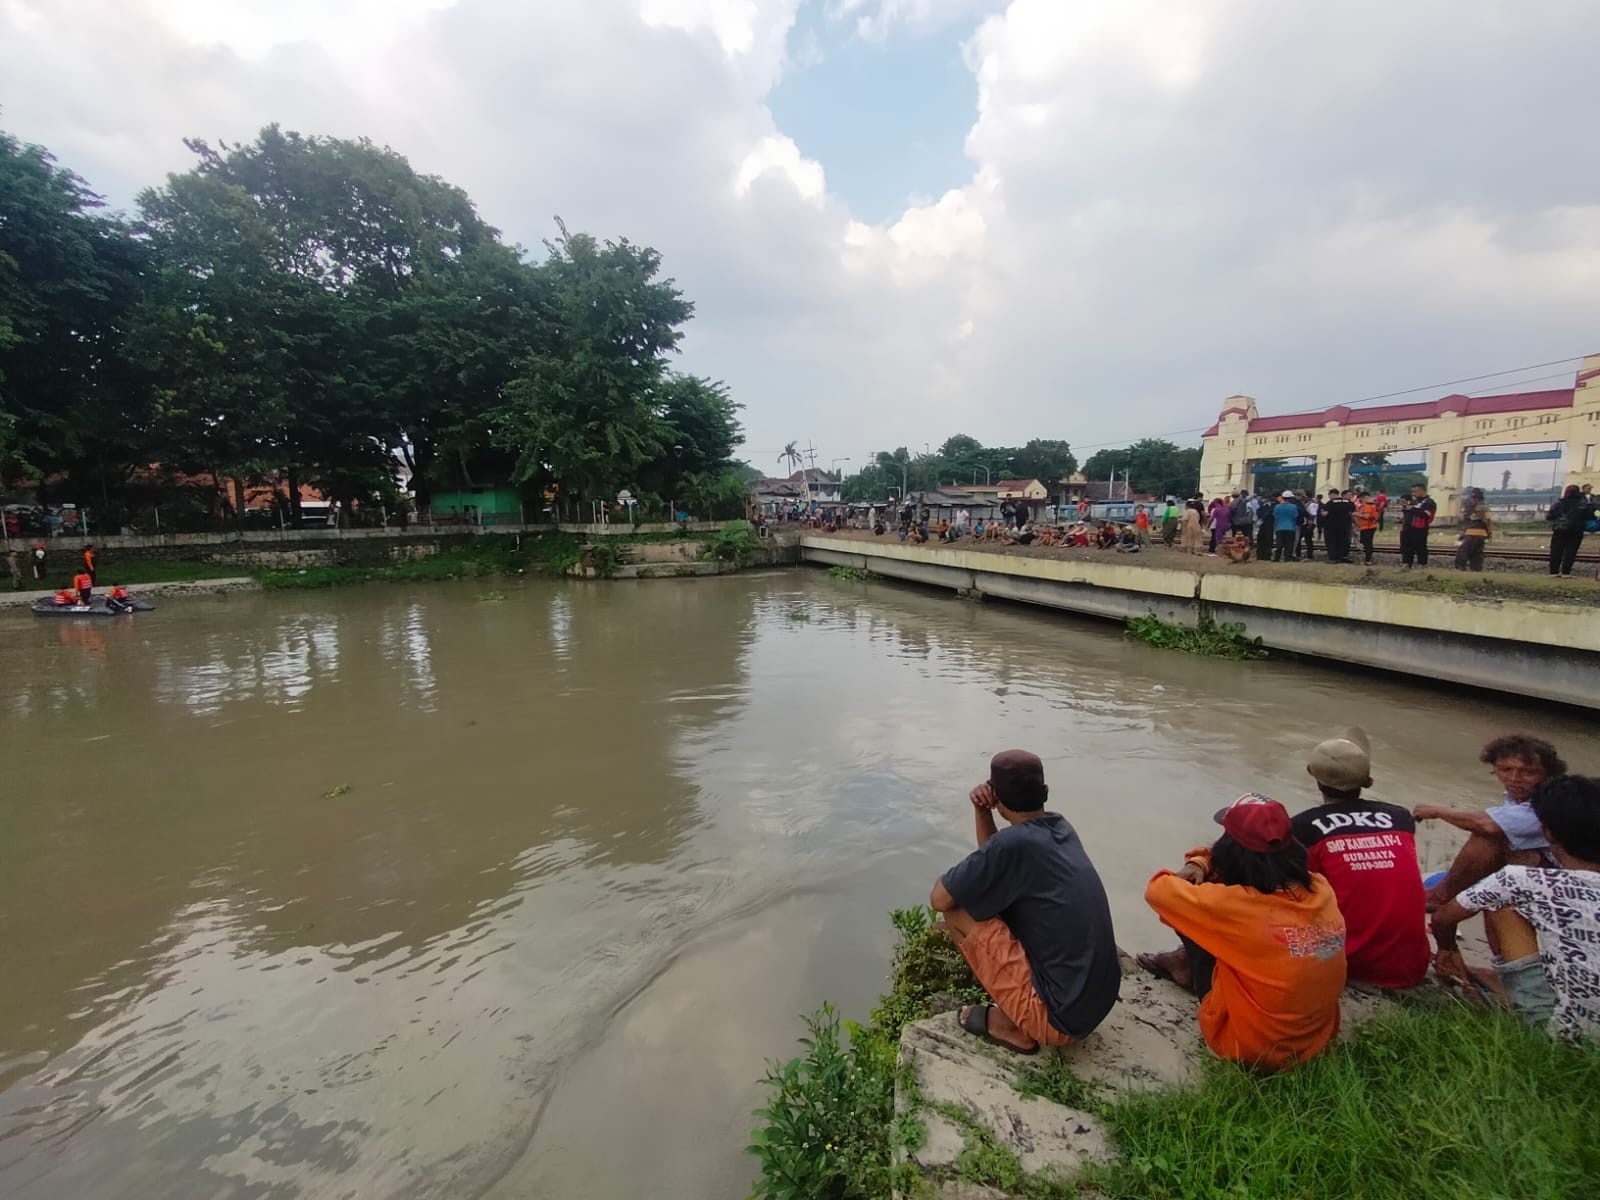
[932,751,1120,1053]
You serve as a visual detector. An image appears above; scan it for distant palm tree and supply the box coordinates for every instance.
[779,441,802,479]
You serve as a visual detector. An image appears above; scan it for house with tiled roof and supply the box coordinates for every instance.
[1198,354,1600,515]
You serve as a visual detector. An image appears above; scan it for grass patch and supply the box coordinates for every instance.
[752,913,1600,1200]
[1081,1001,1600,1200]
[828,565,874,581]
[749,909,982,1200]
[1125,614,1266,659]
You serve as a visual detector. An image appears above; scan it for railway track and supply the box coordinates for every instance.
[1366,543,1598,564]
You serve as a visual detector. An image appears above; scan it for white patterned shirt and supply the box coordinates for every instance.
[1460,866,1600,1042]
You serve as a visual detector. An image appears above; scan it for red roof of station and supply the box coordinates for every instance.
[1203,388,1574,438]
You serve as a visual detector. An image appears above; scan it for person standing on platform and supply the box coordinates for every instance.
[1354,491,1380,565]
[1272,492,1300,562]
[1455,500,1493,572]
[1545,485,1596,577]
[1322,488,1355,564]
[82,543,97,584]
[1255,497,1276,562]
[1398,484,1436,568]
[1374,490,1389,532]
[31,540,47,581]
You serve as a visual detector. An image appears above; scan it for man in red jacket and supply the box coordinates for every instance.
[1289,727,1429,989]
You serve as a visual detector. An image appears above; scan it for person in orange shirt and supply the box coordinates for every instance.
[1133,506,1150,545]
[1353,490,1380,565]
[82,543,97,583]
[1138,793,1347,1071]
[72,570,94,604]
[53,587,78,606]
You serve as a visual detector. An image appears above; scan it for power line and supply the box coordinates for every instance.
[1067,354,1588,456]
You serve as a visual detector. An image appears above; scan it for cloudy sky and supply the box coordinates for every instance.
[3,0,1598,471]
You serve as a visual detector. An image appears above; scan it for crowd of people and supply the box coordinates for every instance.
[933,734,1598,1068]
[842,481,1597,577]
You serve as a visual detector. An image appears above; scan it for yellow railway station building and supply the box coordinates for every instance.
[1199,354,1600,518]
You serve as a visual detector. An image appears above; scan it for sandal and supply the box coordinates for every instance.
[956,1005,1038,1056]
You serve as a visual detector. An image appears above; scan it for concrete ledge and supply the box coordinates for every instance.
[799,535,1600,709]
[894,956,1419,1199]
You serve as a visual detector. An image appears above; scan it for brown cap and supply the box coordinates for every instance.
[1307,726,1373,792]
[989,750,1046,806]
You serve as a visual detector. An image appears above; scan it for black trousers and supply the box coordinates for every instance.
[1455,537,1485,572]
[1256,523,1274,561]
[1325,525,1351,562]
[1273,530,1296,561]
[1179,934,1216,998]
[1359,528,1376,564]
[1400,528,1429,566]
[1549,529,1584,576]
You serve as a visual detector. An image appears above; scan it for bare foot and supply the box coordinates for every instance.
[1136,948,1193,991]
[959,1005,1038,1054]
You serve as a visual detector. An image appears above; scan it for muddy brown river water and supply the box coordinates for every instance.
[1,572,1595,1199]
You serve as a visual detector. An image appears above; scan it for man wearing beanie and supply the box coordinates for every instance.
[1289,727,1429,989]
[932,750,1120,1054]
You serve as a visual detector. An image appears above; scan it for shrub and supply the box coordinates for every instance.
[1125,613,1266,659]
[749,909,983,1199]
[748,1005,897,1200]
[707,520,762,563]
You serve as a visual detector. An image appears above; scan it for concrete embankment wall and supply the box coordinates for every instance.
[13,523,742,573]
[799,536,1600,709]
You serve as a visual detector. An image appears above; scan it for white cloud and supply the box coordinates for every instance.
[1,0,1597,464]
[735,133,826,202]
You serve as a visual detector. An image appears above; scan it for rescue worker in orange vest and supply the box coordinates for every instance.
[107,584,133,613]
[73,571,94,604]
[53,587,78,606]
[83,543,96,583]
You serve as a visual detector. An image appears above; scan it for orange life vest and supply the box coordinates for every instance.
[54,590,76,605]
[73,572,93,593]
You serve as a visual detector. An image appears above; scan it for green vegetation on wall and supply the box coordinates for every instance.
[749,911,1600,1199]
[1125,614,1266,659]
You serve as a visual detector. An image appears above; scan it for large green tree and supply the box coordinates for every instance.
[1083,439,1202,498]
[1008,438,1077,485]
[136,126,502,516]
[493,225,694,511]
[0,130,151,505]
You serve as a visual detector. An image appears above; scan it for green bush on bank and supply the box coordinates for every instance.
[749,908,981,1200]
[749,912,1600,1200]
[1125,613,1266,659]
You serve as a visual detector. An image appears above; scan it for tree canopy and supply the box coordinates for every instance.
[0,123,745,525]
[1082,438,1202,499]
[841,436,1082,502]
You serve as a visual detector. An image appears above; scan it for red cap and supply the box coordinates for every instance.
[1213,793,1294,853]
